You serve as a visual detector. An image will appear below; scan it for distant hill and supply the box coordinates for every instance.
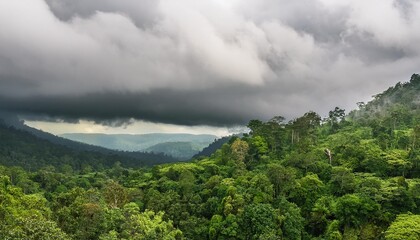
[0,119,179,170]
[61,133,217,159]
[349,73,420,126]
[192,136,234,159]
[0,112,122,154]
[145,142,204,160]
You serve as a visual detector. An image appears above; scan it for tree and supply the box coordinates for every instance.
[385,214,420,240]
[179,169,196,198]
[290,173,325,215]
[248,136,269,163]
[241,203,280,239]
[277,198,304,239]
[334,194,379,228]
[328,107,346,133]
[266,116,287,155]
[381,177,415,214]
[248,173,274,203]
[308,196,335,236]
[267,164,296,198]
[329,107,345,123]
[247,120,264,136]
[289,111,321,146]
[412,125,420,150]
[208,214,240,239]
[356,102,365,110]
[384,104,410,131]
[3,215,70,240]
[230,139,249,171]
[209,214,224,239]
[120,203,183,240]
[103,180,129,209]
[52,188,106,239]
[325,220,342,240]
[329,167,356,195]
[386,150,411,177]
[0,176,69,239]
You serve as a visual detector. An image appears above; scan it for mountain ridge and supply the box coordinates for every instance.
[0,118,180,170]
[60,132,218,158]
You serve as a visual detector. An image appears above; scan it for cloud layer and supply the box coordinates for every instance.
[0,0,419,125]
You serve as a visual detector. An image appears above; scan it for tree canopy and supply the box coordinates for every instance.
[0,74,419,239]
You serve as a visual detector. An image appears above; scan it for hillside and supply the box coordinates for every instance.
[0,113,152,156]
[0,121,179,171]
[0,74,419,239]
[61,133,217,158]
[192,135,233,159]
[146,141,207,160]
[349,73,420,125]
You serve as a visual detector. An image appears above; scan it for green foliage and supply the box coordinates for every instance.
[291,173,325,214]
[334,194,380,227]
[267,164,296,197]
[0,175,69,239]
[329,167,356,195]
[103,180,129,208]
[230,139,249,172]
[120,205,182,240]
[0,123,179,171]
[385,214,420,240]
[0,74,419,239]
[3,215,71,240]
[242,203,280,239]
[277,198,304,239]
[328,107,346,133]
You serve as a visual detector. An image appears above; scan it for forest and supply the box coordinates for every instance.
[0,74,419,239]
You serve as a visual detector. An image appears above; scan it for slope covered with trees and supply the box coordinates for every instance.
[61,133,216,159]
[0,74,419,239]
[146,141,205,160]
[193,136,233,159]
[0,122,179,171]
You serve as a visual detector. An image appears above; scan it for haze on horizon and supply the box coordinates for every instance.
[0,0,419,135]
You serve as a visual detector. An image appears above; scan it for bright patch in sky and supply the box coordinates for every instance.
[25,119,239,137]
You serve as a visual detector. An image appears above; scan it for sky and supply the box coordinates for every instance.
[0,0,419,135]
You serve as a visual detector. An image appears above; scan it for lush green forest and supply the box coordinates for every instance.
[0,123,181,171]
[193,136,233,159]
[0,74,419,239]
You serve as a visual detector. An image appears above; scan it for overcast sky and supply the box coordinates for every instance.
[0,0,419,135]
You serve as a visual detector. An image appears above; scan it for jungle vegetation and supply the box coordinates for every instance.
[0,74,419,239]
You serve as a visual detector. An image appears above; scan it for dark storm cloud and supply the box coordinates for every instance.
[0,88,264,126]
[0,0,419,126]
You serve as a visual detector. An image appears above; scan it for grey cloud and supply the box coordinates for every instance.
[340,32,409,63]
[0,0,419,126]
[0,88,264,126]
[45,0,160,28]
[237,0,349,43]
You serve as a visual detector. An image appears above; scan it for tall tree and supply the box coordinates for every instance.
[385,214,420,240]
